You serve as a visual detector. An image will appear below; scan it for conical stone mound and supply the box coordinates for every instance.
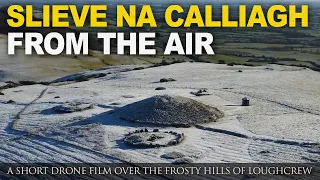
[114,95,224,127]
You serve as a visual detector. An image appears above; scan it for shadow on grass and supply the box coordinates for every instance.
[66,110,165,129]
[225,104,242,107]
[114,139,154,150]
[40,108,57,115]
[64,110,169,150]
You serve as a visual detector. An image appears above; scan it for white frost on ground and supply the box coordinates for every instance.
[0,62,319,163]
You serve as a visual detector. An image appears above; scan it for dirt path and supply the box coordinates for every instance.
[15,87,48,120]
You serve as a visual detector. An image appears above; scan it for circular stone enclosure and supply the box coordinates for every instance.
[124,129,184,148]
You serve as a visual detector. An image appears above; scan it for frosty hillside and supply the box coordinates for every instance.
[0,62,319,164]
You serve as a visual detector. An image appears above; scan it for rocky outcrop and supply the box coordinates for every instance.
[160,78,176,83]
[172,158,194,164]
[53,102,94,113]
[161,152,186,159]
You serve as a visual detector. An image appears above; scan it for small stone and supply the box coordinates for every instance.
[160,78,168,83]
[7,100,16,104]
[110,102,121,105]
[259,150,270,154]
[168,140,178,146]
[155,87,166,90]
[190,89,210,96]
[160,78,176,83]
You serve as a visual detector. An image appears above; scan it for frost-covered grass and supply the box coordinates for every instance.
[0,63,319,163]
